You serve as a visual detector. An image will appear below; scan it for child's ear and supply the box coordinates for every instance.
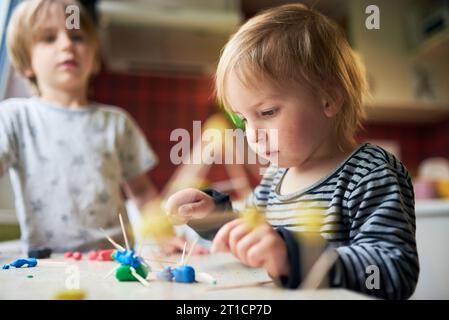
[322,90,344,118]
[24,68,34,79]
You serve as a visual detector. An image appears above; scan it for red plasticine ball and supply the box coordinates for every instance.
[96,249,114,261]
[87,250,98,260]
[64,251,73,258]
[72,252,82,260]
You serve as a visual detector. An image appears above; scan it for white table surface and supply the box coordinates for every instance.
[0,246,370,300]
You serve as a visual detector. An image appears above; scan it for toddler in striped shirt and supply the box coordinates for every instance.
[165,3,418,299]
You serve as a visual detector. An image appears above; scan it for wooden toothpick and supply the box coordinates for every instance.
[183,237,198,266]
[180,241,187,266]
[143,249,164,269]
[130,267,150,287]
[142,256,178,265]
[104,265,119,279]
[99,228,125,251]
[118,213,130,250]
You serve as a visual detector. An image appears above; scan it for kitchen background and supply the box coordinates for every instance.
[1,0,448,299]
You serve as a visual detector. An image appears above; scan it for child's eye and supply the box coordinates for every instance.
[260,107,279,117]
[70,32,85,42]
[41,34,56,43]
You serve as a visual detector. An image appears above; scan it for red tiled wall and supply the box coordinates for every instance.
[91,70,231,190]
[92,70,449,189]
[358,121,449,176]
[426,119,449,159]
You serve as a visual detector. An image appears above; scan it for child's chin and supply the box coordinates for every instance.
[258,154,281,166]
[272,157,294,168]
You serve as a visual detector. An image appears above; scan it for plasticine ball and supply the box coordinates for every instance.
[172,265,195,283]
[53,289,86,300]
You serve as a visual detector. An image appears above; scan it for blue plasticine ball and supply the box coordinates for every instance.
[156,266,173,281]
[172,265,195,283]
[10,258,37,268]
[113,250,142,268]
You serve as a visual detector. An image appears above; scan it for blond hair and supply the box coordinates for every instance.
[216,3,367,150]
[6,0,99,91]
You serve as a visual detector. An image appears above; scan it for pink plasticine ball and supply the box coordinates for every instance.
[87,250,98,260]
[72,252,82,260]
[96,249,114,261]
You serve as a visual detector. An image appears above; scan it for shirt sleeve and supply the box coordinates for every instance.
[278,161,419,300]
[118,111,158,182]
[331,162,419,299]
[190,188,233,240]
[0,101,19,173]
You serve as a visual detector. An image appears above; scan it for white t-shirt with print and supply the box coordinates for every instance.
[0,97,157,252]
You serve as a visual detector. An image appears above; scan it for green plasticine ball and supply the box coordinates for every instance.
[115,264,149,282]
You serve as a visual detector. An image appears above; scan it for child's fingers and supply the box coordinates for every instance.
[178,197,214,219]
[234,232,261,265]
[245,236,272,268]
[165,189,214,223]
[234,226,267,265]
[262,239,288,277]
[165,188,205,215]
[211,219,242,253]
[228,223,251,257]
[246,235,287,277]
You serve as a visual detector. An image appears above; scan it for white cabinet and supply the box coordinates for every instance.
[411,200,449,299]
[348,0,449,123]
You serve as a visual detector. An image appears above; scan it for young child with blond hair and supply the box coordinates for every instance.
[166,4,419,299]
[0,0,160,252]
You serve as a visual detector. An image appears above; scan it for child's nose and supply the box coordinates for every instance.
[58,32,74,51]
[246,126,268,143]
[245,126,257,143]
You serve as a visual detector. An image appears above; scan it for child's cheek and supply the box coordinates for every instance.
[245,128,257,143]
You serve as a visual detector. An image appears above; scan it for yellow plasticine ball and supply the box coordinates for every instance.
[140,211,176,243]
[240,206,265,230]
[53,289,86,300]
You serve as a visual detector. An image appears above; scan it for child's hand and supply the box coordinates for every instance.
[159,235,209,255]
[211,219,289,278]
[165,188,216,225]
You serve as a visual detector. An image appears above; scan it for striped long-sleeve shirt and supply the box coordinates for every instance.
[245,143,419,300]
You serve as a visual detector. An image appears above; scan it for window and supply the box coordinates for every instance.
[0,0,21,99]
